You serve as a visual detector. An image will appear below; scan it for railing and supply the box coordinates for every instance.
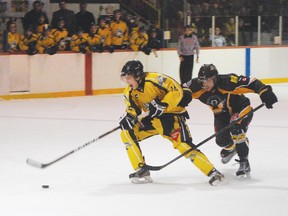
[120,0,160,25]
[165,15,288,48]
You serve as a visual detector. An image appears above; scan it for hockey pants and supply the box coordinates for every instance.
[120,114,215,176]
[215,106,253,159]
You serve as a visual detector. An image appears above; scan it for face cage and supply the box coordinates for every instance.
[198,75,216,86]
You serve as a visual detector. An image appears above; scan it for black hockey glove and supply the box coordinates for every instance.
[79,43,87,54]
[178,88,192,107]
[148,99,168,118]
[119,113,136,130]
[259,85,278,109]
[108,45,115,53]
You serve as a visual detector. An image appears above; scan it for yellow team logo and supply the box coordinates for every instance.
[230,75,238,83]
[156,76,166,86]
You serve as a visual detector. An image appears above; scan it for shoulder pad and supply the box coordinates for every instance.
[217,74,239,91]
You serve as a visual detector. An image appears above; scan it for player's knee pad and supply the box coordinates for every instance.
[230,124,247,144]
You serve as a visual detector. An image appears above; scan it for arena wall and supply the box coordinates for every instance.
[0,47,287,99]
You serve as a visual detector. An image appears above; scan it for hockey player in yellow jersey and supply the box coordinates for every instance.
[3,21,21,52]
[97,18,113,52]
[36,25,57,54]
[86,23,101,52]
[19,26,39,55]
[51,17,70,51]
[119,60,224,185]
[109,9,129,50]
[129,26,151,55]
[70,27,89,53]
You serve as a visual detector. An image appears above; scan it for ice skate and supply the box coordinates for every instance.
[220,148,236,164]
[235,158,251,179]
[208,169,225,186]
[129,168,153,184]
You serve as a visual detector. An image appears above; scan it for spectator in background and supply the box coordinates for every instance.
[191,16,209,46]
[22,0,49,32]
[109,9,129,50]
[211,27,227,47]
[35,13,47,35]
[3,20,21,52]
[238,16,253,46]
[75,2,95,33]
[177,24,200,84]
[190,3,202,16]
[169,10,185,43]
[51,0,77,36]
[224,17,236,46]
[209,1,222,16]
[147,28,161,51]
[125,14,139,32]
[147,21,163,48]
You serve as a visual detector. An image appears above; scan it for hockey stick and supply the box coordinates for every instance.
[142,103,265,171]
[152,49,158,58]
[26,126,121,169]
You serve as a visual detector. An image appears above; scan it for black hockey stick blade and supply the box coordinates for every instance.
[143,103,265,171]
[26,126,121,169]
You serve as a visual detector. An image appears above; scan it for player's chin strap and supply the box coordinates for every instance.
[141,103,265,172]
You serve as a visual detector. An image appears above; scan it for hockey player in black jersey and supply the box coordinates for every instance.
[183,64,278,178]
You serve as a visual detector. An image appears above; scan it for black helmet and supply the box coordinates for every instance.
[198,64,218,82]
[121,60,144,78]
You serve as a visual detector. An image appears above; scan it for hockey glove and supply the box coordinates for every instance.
[108,45,115,53]
[148,99,168,118]
[119,113,136,130]
[259,85,278,109]
[177,88,192,107]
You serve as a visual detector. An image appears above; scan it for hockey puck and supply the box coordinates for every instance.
[42,185,49,189]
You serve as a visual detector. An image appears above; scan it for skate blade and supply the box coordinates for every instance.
[209,175,225,186]
[221,152,237,164]
[130,176,153,184]
[237,173,251,180]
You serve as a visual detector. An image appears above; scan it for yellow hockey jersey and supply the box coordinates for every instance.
[110,20,129,46]
[19,33,39,51]
[36,34,56,54]
[70,33,89,52]
[7,32,21,51]
[87,33,101,46]
[123,72,186,118]
[129,30,148,51]
[97,25,112,46]
[51,28,69,51]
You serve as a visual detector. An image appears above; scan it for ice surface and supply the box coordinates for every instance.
[0,84,287,216]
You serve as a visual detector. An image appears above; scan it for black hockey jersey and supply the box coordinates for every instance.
[186,73,266,115]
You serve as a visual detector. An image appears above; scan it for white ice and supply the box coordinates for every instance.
[0,84,288,216]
